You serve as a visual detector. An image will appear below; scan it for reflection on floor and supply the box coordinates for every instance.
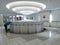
[7,31,60,41]
[0,26,60,45]
[7,32,48,41]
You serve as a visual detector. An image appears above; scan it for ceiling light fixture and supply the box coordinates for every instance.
[6,1,46,15]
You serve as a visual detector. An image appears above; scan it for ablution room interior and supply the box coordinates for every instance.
[0,0,60,45]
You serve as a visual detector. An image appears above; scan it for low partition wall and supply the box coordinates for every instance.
[10,21,43,34]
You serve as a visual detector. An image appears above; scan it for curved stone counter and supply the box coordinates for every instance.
[10,21,43,34]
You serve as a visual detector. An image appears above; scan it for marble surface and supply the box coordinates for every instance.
[10,22,43,33]
[0,26,60,45]
[12,20,41,22]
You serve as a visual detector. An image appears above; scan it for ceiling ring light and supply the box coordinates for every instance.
[6,1,46,15]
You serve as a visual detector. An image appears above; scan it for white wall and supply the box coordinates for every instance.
[0,14,3,26]
[52,10,60,21]
[40,10,60,27]
[37,10,60,22]
[26,14,40,21]
[39,12,50,21]
[36,10,60,22]
[26,11,50,21]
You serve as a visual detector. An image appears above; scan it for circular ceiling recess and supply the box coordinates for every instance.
[6,1,46,15]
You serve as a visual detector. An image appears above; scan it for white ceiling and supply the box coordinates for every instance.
[0,0,60,15]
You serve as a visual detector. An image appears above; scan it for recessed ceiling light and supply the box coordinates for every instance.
[12,6,40,11]
[6,1,46,15]
[20,11,34,15]
[12,6,41,15]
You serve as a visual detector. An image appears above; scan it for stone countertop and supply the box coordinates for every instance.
[11,20,41,22]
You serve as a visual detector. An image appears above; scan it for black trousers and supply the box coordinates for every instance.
[4,25,7,32]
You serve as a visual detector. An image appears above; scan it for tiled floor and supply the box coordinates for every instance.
[0,26,60,45]
[7,32,48,41]
[6,31,60,41]
[6,31,60,45]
